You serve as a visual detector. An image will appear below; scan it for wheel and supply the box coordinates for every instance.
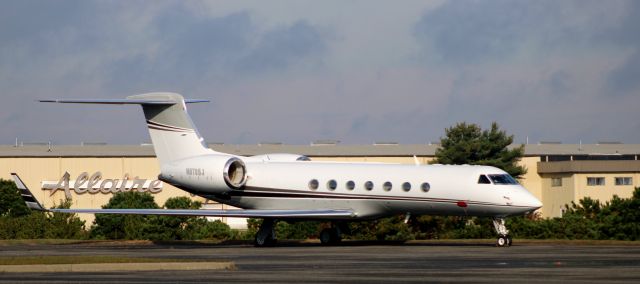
[506,236,513,247]
[254,234,276,247]
[496,235,508,247]
[254,235,267,247]
[320,228,333,245]
[254,235,266,247]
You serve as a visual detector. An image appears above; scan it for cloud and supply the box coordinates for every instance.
[104,9,327,94]
[0,0,88,43]
[407,0,640,143]
[413,0,629,65]
[600,1,640,96]
[0,1,330,144]
[606,51,640,96]
[105,11,254,93]
[1,0,640,146]
[414,0,526,63]
[237,20,326,74]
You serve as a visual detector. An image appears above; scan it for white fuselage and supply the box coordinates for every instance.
[160,155,542,220]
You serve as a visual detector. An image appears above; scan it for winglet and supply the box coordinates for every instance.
[11,173,46,211]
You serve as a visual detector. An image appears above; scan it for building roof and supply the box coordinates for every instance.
[1,143,639,158]
[538,160,640,174]
[523,144,640,156]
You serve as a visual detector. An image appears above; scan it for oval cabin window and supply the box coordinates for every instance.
[309,179,319,190]
[327,179,337,191]
[383,181,392,191]
[364,181,374,191]
[421,182,430,192]
[346,180,355,190]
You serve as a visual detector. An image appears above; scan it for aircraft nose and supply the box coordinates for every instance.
[527,195,543,210]
[511,185,542,211]
[519,188,542,210]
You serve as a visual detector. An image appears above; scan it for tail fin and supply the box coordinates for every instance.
[128,93,214,163]
[11,173,45,211]
[40,92,215,164]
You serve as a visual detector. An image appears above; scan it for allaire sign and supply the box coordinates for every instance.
[42,171,163,199]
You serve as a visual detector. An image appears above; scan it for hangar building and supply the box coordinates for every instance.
[1,142,639,225]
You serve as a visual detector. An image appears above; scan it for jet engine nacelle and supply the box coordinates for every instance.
[160,154,247,194]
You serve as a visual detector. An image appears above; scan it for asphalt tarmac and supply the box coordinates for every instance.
[1,240,640,283]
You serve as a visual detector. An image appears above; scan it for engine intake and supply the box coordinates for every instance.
[224,157,247,188]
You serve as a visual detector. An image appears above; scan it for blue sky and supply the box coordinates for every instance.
[1,0,639,145]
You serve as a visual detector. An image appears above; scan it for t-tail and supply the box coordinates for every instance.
[40,92,215,164]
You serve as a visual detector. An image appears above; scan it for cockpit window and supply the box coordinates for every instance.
[488,174,519,185]
[478,175,491,184]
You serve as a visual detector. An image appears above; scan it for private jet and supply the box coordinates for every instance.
[13,92,542,247]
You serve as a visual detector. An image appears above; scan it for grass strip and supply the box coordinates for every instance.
[0,239,228,246]
[0,256,214,266]
[0,239,86,246]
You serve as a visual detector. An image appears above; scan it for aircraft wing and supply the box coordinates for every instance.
[31,208,354,218]
[11,173,355,219]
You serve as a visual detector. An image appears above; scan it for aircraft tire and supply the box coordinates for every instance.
[320,228,342,245]
[496,235,508,247]
[320,229,333,245]
[254,234,276,247]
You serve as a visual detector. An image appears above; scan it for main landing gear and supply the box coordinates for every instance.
[253,219,345,247]
[254,218,277,247]
[319,227,342,245]
[492,218,512,247]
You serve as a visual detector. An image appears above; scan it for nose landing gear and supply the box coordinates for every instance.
[493,218,512,247]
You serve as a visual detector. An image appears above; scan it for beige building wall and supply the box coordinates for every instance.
[536,173,638,218]
[539,173,575,217]
[518,157,543,202]
[573,173,637,203]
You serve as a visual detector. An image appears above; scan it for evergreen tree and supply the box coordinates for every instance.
[432,122,527,178]
[90,191,159,239]
[147,196,233,240]
[152,196,202,240]
[0,179,85,239]
[45,199,87,239]
[0,179,31,217]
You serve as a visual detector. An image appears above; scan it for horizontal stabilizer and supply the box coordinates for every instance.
[40,92,215,163]
[38,98,209,105]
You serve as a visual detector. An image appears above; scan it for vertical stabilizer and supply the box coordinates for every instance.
[126,93,215,164]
